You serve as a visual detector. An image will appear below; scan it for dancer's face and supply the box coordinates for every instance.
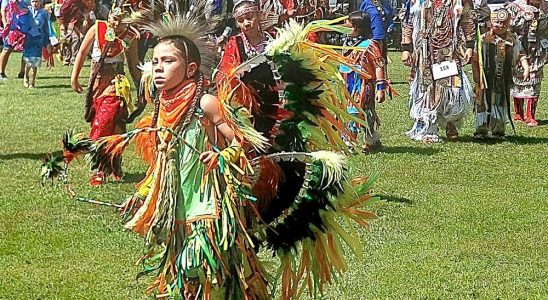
[31,0,41,9]
[235,5,261,38]
[108,13,122,28]
[345,20,360,38]
[152,41,197,92]
[491,19,510,35]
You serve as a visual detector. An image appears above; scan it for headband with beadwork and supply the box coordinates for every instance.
[232,1,259,19]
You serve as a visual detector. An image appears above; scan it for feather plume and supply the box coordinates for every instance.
[139,0,221,77]
[40,153,66,186]
[62,130,92,164]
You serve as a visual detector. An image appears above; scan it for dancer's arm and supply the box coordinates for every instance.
[521,56,530,81]
[199,93,236,164]
[71,24,96,93]
[125,36,142,86]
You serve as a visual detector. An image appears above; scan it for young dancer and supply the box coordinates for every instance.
[475,8,530,139]
[22,0,55,88]
[70,5,141,185]
[341,11,387,152]
[506,0,548,126]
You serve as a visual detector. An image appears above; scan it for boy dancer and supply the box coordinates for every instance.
[70,5,141,185]
[475,8,530,139]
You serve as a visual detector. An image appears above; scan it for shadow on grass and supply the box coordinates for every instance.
[378,194,413,205]
[123,172,146,184]
[507,135,548,144]
[379,146,440,155]
[536,119,548,126]
[457,135,548,145]
[39,84,71,89]
[455,136,507,144]
[43,75,72,79]
[0,151,60,161]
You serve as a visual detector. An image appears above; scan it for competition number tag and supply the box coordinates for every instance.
[431,60,459,80]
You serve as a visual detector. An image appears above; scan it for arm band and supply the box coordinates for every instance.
[401,43,413,53]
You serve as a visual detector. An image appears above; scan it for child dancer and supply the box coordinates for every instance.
[70,5,141,185]
[475,8,530,139]
[507,0,548,126]
[341,11,387,152]
[22,0,55,88]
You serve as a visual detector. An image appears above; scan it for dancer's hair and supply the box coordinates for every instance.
[158,35,202,69]
[349,11,372,39]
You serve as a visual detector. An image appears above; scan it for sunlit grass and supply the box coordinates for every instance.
[0,51,546,299]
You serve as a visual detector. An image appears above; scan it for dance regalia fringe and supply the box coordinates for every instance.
[73,17,380,300]
[215,18,380,299]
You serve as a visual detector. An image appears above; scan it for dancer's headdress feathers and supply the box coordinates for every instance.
[130,0,220,77]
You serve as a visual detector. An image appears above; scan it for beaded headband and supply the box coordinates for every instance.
[233,2,259,19]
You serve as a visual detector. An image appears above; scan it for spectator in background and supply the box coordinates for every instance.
[0,0,28,80]
[359,0,393,57]
[21,0,55,88]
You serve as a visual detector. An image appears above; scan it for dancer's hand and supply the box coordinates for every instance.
[199,151,217,164]
[71,78,83,93]
[463,48,473,65]
[376,90,386,103]
[401,51,412,67]
[523,68,530,81]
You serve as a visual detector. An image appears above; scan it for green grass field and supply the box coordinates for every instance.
[0,52,547,299]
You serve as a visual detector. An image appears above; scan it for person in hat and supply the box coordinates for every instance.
[475,8,530,139]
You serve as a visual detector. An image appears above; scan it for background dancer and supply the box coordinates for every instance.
[401,0,475,142]
[70,4,141,185]
[506,0,548,127]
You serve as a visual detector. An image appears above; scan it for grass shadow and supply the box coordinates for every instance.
[457,135,548,145]
[0,151,60,161]
[454,136,506,144]
[506,135,548,145]
[42,75,72,79]
[536,119,548,126]
[379,146,440,156]
[123,172,146,184]
[378,194,414,205]
[38,84,71,89]
[389,81,408,85]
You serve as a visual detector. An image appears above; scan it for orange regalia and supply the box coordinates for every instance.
[58,11,381,300]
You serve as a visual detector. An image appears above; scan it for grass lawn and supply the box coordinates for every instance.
[0,51,547,299]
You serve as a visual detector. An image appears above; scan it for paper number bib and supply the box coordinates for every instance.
[431,60,459,80]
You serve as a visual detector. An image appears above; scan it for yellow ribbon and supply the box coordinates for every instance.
[114,74,133,111]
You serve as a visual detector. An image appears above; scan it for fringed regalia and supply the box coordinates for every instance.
[57,0,94,65]
[213,18,378,299]
[506,0,548,98]
[402,0,475,142]
[87,20,138,141]
[73,12,378,299]
[476,30,518,137]
[341,38,386,148]
[506,0,548,125]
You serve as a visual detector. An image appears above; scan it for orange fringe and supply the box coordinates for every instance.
[252,157,283,214]
[134,115,157,165]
